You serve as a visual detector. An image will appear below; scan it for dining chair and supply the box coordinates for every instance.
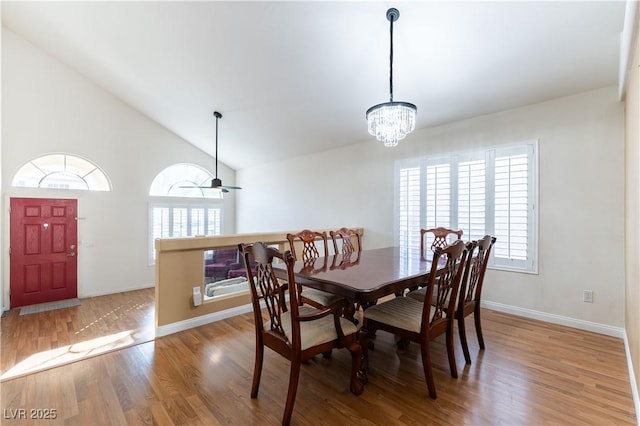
[239,242,365,426]
[407,235,495,365]
[330,227,362,254]
[420,227,463,260]
[286,230,346,311]
[455,235,496,364]
[359,239,470,399]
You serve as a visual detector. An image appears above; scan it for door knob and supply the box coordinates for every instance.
[67,253,76,257]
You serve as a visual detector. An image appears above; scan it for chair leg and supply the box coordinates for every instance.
[347,341,365,395]
[282,359,301,426]
[251,341,264,398]
[474,307,485,350]
[458,315,472,365]
[446,322,458,379]
[420,340,437,399]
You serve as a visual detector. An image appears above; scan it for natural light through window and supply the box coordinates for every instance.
[396,140,538,273]
[0,330,136,381]
[12,153,111,191]
[149,163,224,263]
[150,163,222,199]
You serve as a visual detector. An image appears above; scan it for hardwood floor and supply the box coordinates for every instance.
[0,291,636,425]
[1,288,155,381]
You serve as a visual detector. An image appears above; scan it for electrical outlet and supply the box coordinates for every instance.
[193,286,202,307]
[583,290,593,303]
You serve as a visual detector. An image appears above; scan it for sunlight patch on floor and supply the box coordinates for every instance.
[1,330,137,381]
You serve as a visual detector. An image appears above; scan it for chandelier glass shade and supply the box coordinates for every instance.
[367,8,417,147]
[366,101,416,147]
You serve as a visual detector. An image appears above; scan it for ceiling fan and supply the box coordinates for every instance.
[183,111,242,193]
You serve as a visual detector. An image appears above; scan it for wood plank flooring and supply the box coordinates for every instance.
[0,290,636,425]
[1,288,155,381]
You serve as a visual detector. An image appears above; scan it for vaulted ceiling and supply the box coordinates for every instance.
[2,1,627,170]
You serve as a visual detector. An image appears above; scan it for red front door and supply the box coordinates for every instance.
[10,198,78,308]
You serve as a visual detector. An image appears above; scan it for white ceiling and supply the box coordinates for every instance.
[1,1,627,170]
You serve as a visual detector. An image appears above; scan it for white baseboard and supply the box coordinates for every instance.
[79,283,155,299]
[482,300,626,338]
[155,303,254,338]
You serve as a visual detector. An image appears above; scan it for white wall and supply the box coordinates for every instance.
[238,86,625,328]
[1,28,238,307]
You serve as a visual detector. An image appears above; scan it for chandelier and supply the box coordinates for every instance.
[366,8,417,147]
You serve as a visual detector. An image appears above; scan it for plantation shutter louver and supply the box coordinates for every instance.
[398,166,421,256]
[458,159,486,243]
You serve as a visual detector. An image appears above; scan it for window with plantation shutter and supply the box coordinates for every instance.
[149,201,223,262]
[396,140,537,273]
[491,146,534,270]
[149,163,225,264]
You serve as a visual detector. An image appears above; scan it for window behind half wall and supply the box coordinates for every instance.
[149,163,223,264]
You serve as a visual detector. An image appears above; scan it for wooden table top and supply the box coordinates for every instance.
[275,247,436,304]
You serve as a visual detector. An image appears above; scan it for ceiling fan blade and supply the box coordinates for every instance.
[221,185,242,190]
[179,182,228,191]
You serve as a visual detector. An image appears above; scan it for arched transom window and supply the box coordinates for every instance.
[12,153,111,191]
[149,163,221,199]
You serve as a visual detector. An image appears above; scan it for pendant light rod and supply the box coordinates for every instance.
[388,8,399,102]
[213,111,222,178]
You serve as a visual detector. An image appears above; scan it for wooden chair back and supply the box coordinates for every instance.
[421,239,471,337]
[241,242,298,345]
[286,230,329,261]
[330,228,362,254]
[420,227,463,259]
[286,230,342,309]
[458,235,495,310]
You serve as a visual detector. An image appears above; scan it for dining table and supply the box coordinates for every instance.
[273,246,439,308]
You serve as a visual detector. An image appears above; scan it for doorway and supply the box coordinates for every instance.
[9,198,78,308]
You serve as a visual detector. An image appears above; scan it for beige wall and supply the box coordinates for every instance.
[625,12,640,404]
[155,233,281,329]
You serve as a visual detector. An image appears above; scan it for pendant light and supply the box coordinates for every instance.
[366,8,417,147]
